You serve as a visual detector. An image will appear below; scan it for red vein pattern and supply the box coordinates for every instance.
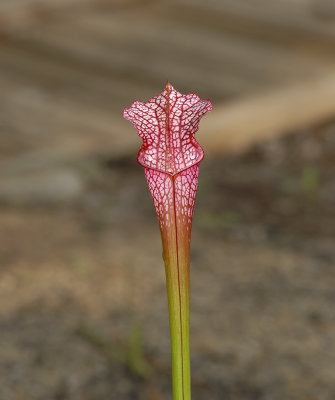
[123,82,212,230]
[123,82,213,176]
[123,83,212,400]
[144,165,199,233]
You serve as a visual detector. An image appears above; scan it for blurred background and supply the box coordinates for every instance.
[0,0,335,399]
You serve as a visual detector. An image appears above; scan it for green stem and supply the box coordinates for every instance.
[161,177,191,400]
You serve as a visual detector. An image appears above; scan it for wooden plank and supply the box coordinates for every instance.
[177,0,335,37]
[1,0,335,168]
[167,0,335,57]
[0,0,137,32]
[2,69,335,167]
[8,29,252,100]
[70,8,331,79]
[0,75,135,160]
[11,6,332,102]
[200,72,335,154]
[0,42,157,113]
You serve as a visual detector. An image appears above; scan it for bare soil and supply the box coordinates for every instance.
[0,122,335,400]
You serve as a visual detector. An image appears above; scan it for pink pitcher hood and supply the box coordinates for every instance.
[123,82,213,175]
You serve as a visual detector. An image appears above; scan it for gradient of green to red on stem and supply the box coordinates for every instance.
[123,82,213,400]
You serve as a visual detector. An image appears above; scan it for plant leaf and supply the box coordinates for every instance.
[123,82,212,400]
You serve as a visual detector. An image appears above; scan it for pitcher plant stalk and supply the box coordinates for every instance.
[123,82,213,400]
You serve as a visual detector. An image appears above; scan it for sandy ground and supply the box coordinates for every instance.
[0,123,335,400]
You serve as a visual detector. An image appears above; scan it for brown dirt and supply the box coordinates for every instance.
[0,122,335,400]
